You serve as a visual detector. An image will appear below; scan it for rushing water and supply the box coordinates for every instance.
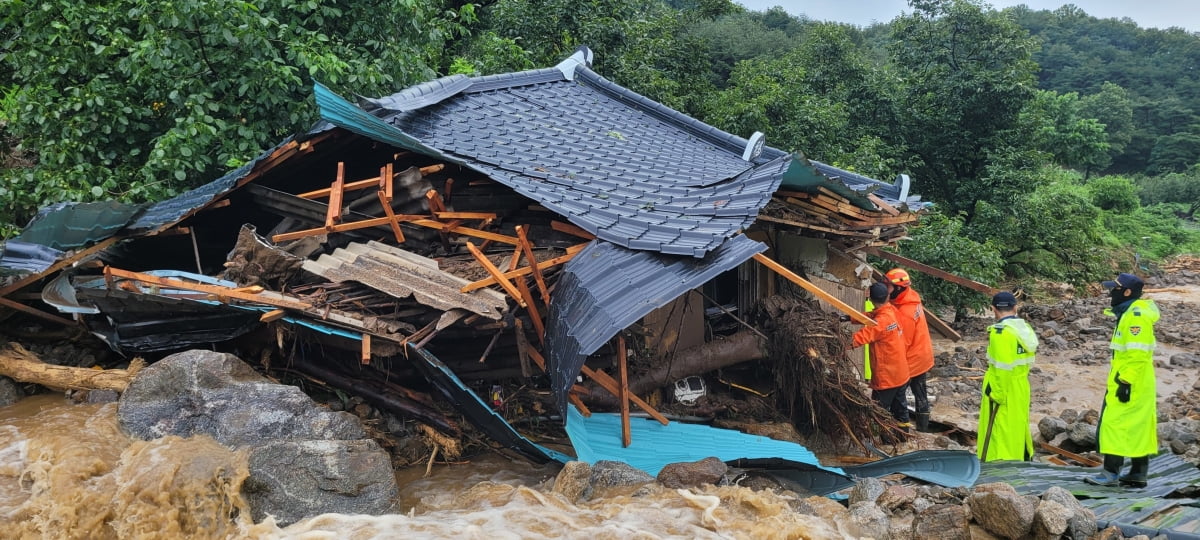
[0,395,854,539]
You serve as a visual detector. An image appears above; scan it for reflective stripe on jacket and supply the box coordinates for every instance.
[852,303,909,391]
[1098,298,1160,457]
[891,287,935,377]
[978,317,1038,462]
[862,299,874,381]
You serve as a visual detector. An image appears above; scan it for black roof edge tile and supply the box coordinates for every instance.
[361,75,473,113]
[464,68,568,93]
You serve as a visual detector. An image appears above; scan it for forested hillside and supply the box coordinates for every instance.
[2,0,1198,310]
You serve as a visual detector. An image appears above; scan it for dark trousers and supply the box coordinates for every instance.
[907,372,930,414]
[873,385,911,422]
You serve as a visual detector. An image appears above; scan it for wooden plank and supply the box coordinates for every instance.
[104,267,312,311]
[568,393,592,417]
[514,319,533,378]
[419,164,445,176]
[409,219,519,245]
[271,214,426,243]
[755,215,876,238]
[583,365,670,426]
[516,226,551,306]
[867,193,900,216]
[0,297,77,327]
[460,251,580,293]
[425,189,446,214]
[515,277,545,343]
[325,162,345,228]
[925,310,962,342]
[433,212,497,220]
[259,309,287,322]
[1038,441,1101,467]
[465,242,526,308]
[551,220,595,240]
[753,253,874,325]
[361,334,371,365]
[618,335,631,448]
[862,246,999,297]
[377,164,406,244]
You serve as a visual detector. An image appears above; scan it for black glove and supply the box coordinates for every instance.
[838,315,852,322]
[1116,381,1131,403]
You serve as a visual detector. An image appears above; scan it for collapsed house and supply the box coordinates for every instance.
[0,48,950,474]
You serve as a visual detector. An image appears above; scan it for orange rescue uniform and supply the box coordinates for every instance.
[891,287,935,377]
[852,303,909,391]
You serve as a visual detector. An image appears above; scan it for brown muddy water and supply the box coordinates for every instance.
[0,395,851,539]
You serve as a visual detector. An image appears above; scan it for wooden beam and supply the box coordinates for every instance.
[361,334,371,365]
[513,319,533,378]
[325,162,345,228]
[104,267,312,311]
[925,311,962,342]
[425,189,446,214]
[465,242,527,308]
[433,211,496,220]
[516,226,551,306]
[259,309,287,322]
[460,251,579,293]
[862,246,999,297]
[377,163,406,244]
[867,194,900,216]
[1038,441,1101,467]
[755,215,876,238]
[271,213,427,243]
[568,393,593,417]
[515,277,544,343]
[618,335,631,448]
[752,253,874,325]
[419,164,445,176]
[409,219,519,245]
[583,365,670,426]
[0,297,77,327]
[551,220,595,240]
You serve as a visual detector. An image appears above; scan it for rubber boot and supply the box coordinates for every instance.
[1120,456,1149,488]
[915,412,930,432]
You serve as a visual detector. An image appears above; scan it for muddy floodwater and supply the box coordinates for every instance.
[0,395,852,539]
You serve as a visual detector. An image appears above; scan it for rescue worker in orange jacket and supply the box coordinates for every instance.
[847,282,910,422]
[886,268,935,431]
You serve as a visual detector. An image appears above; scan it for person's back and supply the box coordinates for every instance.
[886,268,935,430]
[855,302,908,391]
[979,292,1038,462]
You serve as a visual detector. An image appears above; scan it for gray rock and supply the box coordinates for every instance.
[243,439,397,524]
[1060,409,1079,424]
[588,460,654,493]
[877,484,918,512]
[848,501,890,540]
[849,477,886,505]
[1080,409,1100,425]
[1041,486,1097,540]
[1159,422,1179,442]
[118,350,397,526]
[1032,499,1070,540]
[656,457,727,489]
[1046,335,1070,350]
[1049,431,1071,448]
[969,486,1035,539]
[85,389,119,403]
[1171,439,1190,455]
[911,503,970,540]
[1170,353,1200,368]
[1041,320,1060,332]
[1175,426,1198,445]
[1038,416,1069,441]
[552,461,592,502]
[1068,423,1098,449]
[1068,318,1092,332]
[0,376,23,407]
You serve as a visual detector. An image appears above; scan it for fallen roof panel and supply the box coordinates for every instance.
[544,235,767,415]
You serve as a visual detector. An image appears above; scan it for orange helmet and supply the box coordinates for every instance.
[886,268,911,287]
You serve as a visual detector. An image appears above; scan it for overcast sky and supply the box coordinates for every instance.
[735,1,1198,32]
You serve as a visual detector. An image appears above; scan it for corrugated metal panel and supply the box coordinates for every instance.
[15,201,143,250]
[976,454,1200,538]
[544,235,767,414]
[407,344,572,465]
[0,240,63,275]
[301,240,508,320]
[565,407,840,477]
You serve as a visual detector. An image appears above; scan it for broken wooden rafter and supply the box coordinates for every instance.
[408,219,519,245]
[526,347,669,425]
[756,215,877,238]
[259,309,287,322]
[376,163,406,244]
[752,253,874,325]
[465,241,527,308]
[325,162,346,228]
[618,335,631,447]
[862,246,999,297]
[513,319,533,378]
[361,334,372,365]
[104,266,312,312]
[425,189,447,214]
[866,194,900,216]
[516,225,551,306]
[1038,441,1101,467]
[514,276,544,342]
[296,161,442,200]
[551,220,596,240]
[460,249,581,293]
[0,296,77,327]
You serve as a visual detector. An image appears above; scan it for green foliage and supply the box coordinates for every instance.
[967,171,1110,283]
[1017,90,1110,173]
[893,212,1004,312]
[1086,175,1139,213]
[0,0,471,232]
[1078,82,1134,163]
[1100,204,1200,260]
[448,31,536,76]
[1137,166,1200,215]
[688,12,798,85]
[889,0,1040,213]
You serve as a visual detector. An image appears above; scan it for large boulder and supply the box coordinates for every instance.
[968,483,1035,539]
[0,376,23,407]
[1040,486,1097,540]
[117,350,398,525]
[656,457,727,489]
[911,503,970,540]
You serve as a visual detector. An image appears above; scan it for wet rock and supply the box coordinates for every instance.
[118,349,398,526]
[849,477,886,505]
[795,495,851,522]
[0,376,24,407]
[1038,416,1069,441]
[877,484,917,513]
[1041,486,1097,540]
[1170,353,1200,368]
[1068,423,1098,448]
[1049,432,1071,447]
[1080,409,1100,425]
[552,461,592,502]
[848,501,890,540]
[588,460,654,493]
[1032,499,1070,540]
[969,483,1035,539]
[1060,409,1079,424]
[911,503,970,540]
[656,457,727,489]
[85,389,119,403]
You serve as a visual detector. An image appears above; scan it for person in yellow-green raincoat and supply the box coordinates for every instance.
[978,291,1038,462]
[1085,273,1160,488]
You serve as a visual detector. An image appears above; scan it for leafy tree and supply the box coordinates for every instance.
[891,211,1004,315]
[1017,90,1110,175]
[688,12,797,85]
[1079,82,1134,165]
[1137,165,1200,217]
[1147,131,1200,174]
[889,0,1040,214]
[0,0,471,233]
[1086,175,1139,213]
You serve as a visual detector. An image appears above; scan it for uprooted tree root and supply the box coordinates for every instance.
[754,295,908,451]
